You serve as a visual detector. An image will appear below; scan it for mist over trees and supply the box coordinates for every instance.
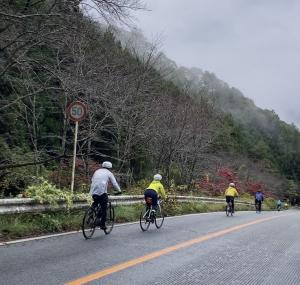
[0,1,299,202]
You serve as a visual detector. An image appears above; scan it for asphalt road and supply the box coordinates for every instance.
[1,210,300,285]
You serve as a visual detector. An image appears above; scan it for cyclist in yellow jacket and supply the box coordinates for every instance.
[144,174,166,209]
[225,182,239,213]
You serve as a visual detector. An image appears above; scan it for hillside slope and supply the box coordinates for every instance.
[0,2,299,202]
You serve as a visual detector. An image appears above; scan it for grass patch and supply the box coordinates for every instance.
[164,201,253,216]
[115,205,141,223]
[0,210,84,241]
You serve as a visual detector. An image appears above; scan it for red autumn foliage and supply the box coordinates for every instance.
[246,182,264,194]
[217,167,236,182]
[194,165,273,198]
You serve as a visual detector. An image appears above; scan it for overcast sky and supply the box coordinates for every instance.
[133,0,300,128]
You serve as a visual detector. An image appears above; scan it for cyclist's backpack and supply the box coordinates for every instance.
[255,192,263,201]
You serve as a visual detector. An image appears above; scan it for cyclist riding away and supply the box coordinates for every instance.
[255,190,264,213]
[90,161,121,230]
[144,174,166,210]
[225,182,239,213]
[276,199,282,211]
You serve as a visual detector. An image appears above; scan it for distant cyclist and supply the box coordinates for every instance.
[144,174,166,210]
[224,182,239,213]
[276,199,282,211]
[90,161,121,230]
[254,190,264,213]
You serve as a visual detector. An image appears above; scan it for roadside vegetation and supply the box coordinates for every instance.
[0,196,279,242]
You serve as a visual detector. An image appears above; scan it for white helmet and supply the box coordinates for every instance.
[229,182,235,187]
[102,161,112,169]
[153,174,162,181]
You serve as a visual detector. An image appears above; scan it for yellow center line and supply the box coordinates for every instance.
[65,215,283,285]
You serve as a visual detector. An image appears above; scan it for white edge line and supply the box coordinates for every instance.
[0,210,258,246]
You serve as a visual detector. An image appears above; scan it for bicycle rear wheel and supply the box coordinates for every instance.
[226,202,234,216]
[82,207,96,239]
[229,202,233,216]
[140,206,151,231]
[225,204,230,216]
[104,203,115,235]
[155,205,164,229]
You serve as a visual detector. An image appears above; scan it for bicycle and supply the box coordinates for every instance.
[140,197,164,231]
[82,194,115,239]
[255,200,262,213]
[225,200,233,216]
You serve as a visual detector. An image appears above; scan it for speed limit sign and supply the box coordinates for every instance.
[67,101,87,193]
[67,101,87,122]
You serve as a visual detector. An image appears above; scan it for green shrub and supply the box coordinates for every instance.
[25,178,91,208]
[126,179,149,195]
[263,198,276,210]
[0,146,42,197]
[240,193,253,201]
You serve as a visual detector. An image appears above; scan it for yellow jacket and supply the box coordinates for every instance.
[147,181,166,199]
[225,186,239,197]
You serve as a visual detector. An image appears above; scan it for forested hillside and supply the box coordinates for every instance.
[165,64,300,182]
[203,72,300,177]
[0,0,299,203]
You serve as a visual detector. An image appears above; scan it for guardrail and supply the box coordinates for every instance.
[0,196,254,215]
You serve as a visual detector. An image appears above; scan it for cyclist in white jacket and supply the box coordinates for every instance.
[90,161,121,230]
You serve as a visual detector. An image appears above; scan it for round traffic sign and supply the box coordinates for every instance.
[67,101,87,122]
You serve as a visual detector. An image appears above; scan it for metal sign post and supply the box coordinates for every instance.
[71,121,79,194]
[67,101,87,193]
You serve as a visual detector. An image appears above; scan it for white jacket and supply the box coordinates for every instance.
[90,168,121,196]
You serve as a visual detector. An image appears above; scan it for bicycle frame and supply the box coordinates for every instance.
[140,199,164,231]
[82,195,115,239]
[144,197,156,221]
[143,204,155,222]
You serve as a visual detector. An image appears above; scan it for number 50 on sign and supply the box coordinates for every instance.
[67,101,87,122]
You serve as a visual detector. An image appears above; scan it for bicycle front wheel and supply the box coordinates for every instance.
[140,207,151,231]
[104,203,115,235]
[155,205,164,229]
[82,207,96,239]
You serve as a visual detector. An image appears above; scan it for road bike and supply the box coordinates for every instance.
[255,200,262,213]
[225,200,233,216]
[140,197,164,231]
[82,195,115,239]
